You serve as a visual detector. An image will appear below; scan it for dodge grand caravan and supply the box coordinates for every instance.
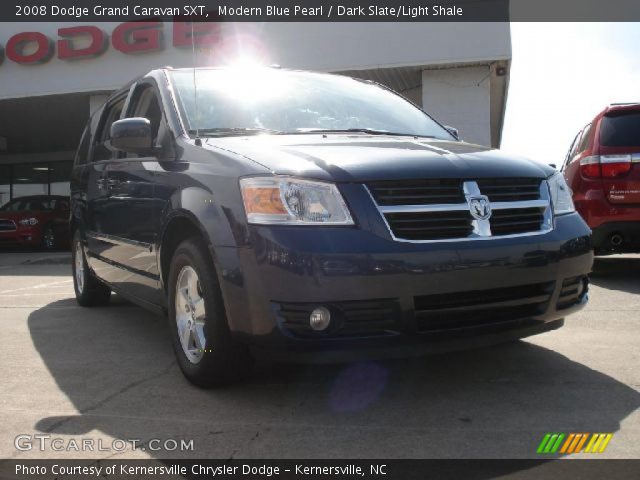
[70,67,593,387]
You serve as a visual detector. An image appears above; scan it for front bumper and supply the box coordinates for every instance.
[216,212,592,358]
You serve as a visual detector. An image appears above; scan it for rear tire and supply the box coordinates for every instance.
[72,231,111,307]
[167,237,252,388]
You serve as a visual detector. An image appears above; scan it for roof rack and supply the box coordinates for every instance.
[609,102,640,106]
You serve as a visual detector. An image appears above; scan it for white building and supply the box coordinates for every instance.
[0,22,511,205]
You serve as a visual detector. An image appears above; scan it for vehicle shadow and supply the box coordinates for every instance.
[25,299,639,466]
[590,255,640,295]
[0,253,70,276]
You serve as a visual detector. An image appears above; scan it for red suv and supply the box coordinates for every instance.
[562,103,640,254]
[0,195,70,250]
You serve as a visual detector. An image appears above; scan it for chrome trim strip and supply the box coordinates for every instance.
[540,180,554,231]
[86,230,154,251]
[378,199,549,214]
[364,179,554,244]
[601,154,632,164]
[85,250,160,281]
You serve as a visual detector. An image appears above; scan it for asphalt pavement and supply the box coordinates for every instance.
[0,250,638,460]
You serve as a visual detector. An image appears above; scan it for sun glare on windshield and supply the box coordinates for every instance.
[201,62,290,104]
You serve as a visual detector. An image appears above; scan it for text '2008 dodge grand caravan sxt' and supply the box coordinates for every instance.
[70,67,593,387]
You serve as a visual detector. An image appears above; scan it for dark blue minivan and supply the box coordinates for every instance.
[70,67,593,387]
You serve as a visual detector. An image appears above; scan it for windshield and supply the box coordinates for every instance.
[170,69,454,139]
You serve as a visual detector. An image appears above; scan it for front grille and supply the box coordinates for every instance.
[476,178,542,202]
[367,178,551,241]
[414,282,554,333]
[276,299,401,338]
[367,179,464,206]
[0,219,17,232]
[490,207,546,236]
[557,276,588,309]
[385,211,473,241]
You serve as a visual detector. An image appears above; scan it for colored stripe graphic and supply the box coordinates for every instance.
[537,434,552,454]
[544,434,559,453]
[584,434,598,453]
[574,433,589,453]
[568,433,586,453]
[538,433,564,454]
[560,433,575,454]
[550,434,565,453]
[598,434,613,453]
[539,433,613,454]
[585,433,613,453]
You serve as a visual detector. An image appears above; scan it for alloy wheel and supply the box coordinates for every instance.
[175,265,207,364]
[74,242,84,294]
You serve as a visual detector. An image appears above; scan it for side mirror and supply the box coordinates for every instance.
[444,125,459,140]
[110,118,154,155]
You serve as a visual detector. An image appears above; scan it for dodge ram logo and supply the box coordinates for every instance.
[468,196,492,220]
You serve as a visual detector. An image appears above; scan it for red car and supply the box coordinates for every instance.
[0,195,70,250]
[562,103,640,254]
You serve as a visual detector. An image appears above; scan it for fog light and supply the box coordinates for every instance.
[309,306,331,331]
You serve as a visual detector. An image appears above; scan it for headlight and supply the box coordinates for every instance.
[547,172,575,215]
[18,217,38,226]
[240,177,354,225]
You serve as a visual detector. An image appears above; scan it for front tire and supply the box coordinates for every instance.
[168,237,251,387]
[72,231,111,307]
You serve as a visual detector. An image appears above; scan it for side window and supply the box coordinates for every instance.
[124,82,174,159]
[91,98,125,162]
[126,85,163,153]
[577,123,592,154]
[74,126,90,166]
[562,131,581,170]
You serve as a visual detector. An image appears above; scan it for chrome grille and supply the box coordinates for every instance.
[385,211,473,240]
[476,178,542,202]
[490,207,546,236]
[414,281,554,333]
[0,219,17,232]
[366,178,552,242]
[367,179,464,206]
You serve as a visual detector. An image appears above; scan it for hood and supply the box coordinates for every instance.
[204,134,555,182]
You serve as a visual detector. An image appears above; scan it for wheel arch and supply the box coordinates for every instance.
[158,212,216,293]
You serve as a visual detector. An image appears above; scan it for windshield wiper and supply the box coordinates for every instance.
[189,127,282,137]
[190,127,438,139]
[289,128,436,138]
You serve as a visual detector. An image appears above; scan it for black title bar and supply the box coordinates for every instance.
[1,459,640,480]
[1,0,640,22]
